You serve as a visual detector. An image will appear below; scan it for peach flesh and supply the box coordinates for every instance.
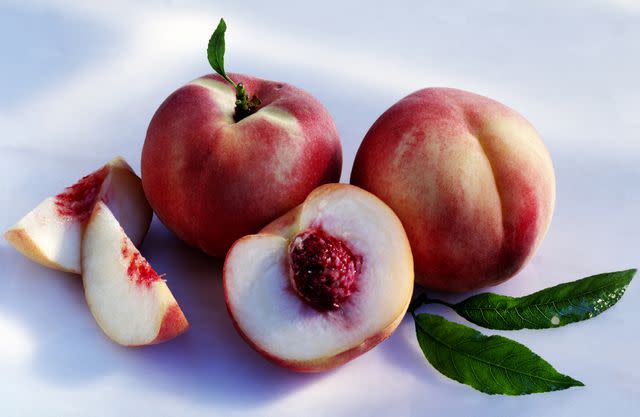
[82,202,188,346]
[54,166,109,222]
[288,228,362,311]
[223,184,415,371]
[4,157,152,275]
[120,236,160,288]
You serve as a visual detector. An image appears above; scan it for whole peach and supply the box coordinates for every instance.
[142,73,342,257]
[351,88,555,292]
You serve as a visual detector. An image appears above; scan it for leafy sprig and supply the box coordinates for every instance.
[410,269,635,395]
[207,18,261,121]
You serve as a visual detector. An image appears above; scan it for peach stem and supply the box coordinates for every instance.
[408,292,454,316]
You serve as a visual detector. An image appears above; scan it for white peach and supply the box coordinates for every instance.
[351,88,556,292]
[4,157,152,274]
[82,201,188,346]
[224,184,414,371]
[142,74,342,257]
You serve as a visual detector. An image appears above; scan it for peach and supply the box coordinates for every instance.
[82,201,189,346]
[4,157,152,274]
[351,88,555,292]
[224,184,414,371]
[141,73,341,257]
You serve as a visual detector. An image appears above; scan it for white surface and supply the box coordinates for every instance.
[1,1,638,416]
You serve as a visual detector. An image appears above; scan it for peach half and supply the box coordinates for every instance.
[223,184,414,372]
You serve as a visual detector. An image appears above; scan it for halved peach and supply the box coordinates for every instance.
[224,184,414,371]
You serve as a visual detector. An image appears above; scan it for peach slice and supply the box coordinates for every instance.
[224,184,414,371]
[4,157,152,274]
[82,201,188,346]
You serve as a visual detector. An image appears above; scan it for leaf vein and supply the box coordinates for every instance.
[460,282,627,313]
[534,305,550,321]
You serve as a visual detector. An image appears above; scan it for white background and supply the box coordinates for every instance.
[1,1,638,416]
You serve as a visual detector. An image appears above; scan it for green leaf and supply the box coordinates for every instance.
[414,313,584,395]
[207,18,235,86]
[452,269,636,330]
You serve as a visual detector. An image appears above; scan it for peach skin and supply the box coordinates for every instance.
[142,19,341,257]
[351,88,555,292]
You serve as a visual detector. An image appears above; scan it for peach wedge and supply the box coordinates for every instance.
[4,157,152,274]
[82,201,188,346]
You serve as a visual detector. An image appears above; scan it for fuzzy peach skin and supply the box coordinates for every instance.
[141,73,342,257]
[351,88,556,292]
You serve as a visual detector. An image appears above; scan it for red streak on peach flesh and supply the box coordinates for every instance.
[120,237,160,288]
[54,166,109,222]
[121,236,130,258]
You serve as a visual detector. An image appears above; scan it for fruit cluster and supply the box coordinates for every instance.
[4,19,555,372]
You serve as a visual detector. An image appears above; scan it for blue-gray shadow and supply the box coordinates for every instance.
[13,217,323,408]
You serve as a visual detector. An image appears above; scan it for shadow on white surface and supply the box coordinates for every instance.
[2,217,328,408]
